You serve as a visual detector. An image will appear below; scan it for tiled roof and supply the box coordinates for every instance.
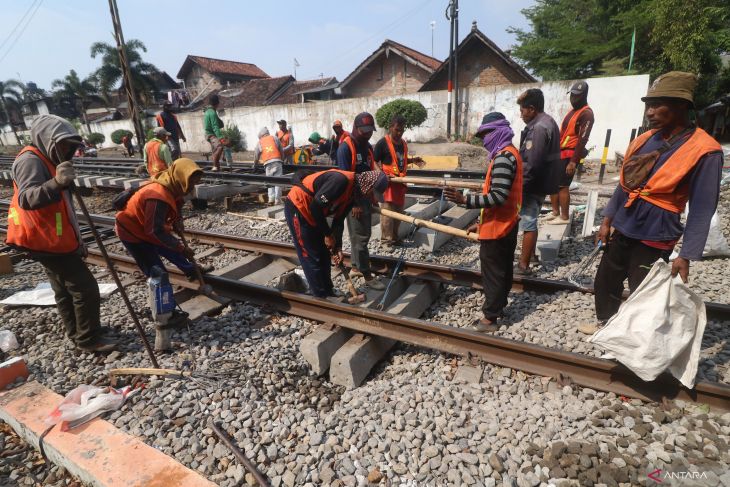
[216,76,294,108]
[385,39,442,71]
[277,77,338,104]
[177,55,269,80]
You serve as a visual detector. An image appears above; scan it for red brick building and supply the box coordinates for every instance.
[339,40,442,99]
[176,55,270,100]
[419,22,535,91]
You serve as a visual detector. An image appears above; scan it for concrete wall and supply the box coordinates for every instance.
[86,74,650,162]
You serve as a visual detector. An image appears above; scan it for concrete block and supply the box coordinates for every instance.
[412,205,479,252]
[242,258,296,285]
[257,205,284,218]
[0,253,13,274]
[0,357,29,390]
[0,381,215,486]
[300,325,352,375]
[581,190,599,238]
[454,365,484,384]
[122,178,146,190]
[371,198,442,241]
[214,254,270,280]
[536,207,573,262]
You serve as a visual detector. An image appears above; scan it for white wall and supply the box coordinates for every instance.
[87,74,650,161]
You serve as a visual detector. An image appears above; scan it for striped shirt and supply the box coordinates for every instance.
[465,152,517,209]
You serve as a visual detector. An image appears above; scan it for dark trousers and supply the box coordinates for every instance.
[121,240,196,278]
[479,225,519,320]
[346,202,372,274]
[381,201,403,243]
[594,231,671,321]
[284,201,334,297]
[36,254,101,346]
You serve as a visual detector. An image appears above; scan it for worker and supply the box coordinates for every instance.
[115,158,205,280]
[548,81,594,222]
[121,133,134,157]
[144,127,173,177]
[336,112,384,290]
[156,101,187,159]
[6,115,118,352]
[204,94,225,171]
[579,71,722,334]
[308,131,332,159]
[253,127,285,205]
[329,120,348,162]
[276,120,294,164]
[373,114,425,247]
[445,112,522,332]
[285,169,389,298]
[516,88,561,275]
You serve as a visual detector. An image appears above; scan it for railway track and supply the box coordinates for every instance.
[1,203,728,410]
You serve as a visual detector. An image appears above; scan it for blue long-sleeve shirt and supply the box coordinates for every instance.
[603,130,722,260]
[336,138,373,173]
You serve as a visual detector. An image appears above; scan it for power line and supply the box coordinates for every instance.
[0,0,41,54]
[0,0,44,66]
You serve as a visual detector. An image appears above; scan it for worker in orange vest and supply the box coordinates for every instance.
[445,112,523,332]
[6,115,118,352]
[144,127,173,177]
[548,81,594,222]
[115,158,205,280]
[253,127,285,205]
[373,114,425,247]
[579,72,723,335]
[156,101,186,159]
[285,169,389,298]
[276,119,294,164]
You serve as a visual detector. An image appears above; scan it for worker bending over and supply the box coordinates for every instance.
[115,158,205,280]
[445,113,522,332]
[580,72,722,334]
[373,114,425,247]
[144,127,173,177]
[6,115,118,352]
[285,169,388,298]
[253,127,285,205]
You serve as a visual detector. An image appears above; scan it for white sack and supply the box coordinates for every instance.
[589,260,706,388]
[703,211,730,257]
[0,282,118,306]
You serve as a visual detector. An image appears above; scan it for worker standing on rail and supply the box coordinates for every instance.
[144,127,173,177]
[579,72,722,334]
[156,101,187,159]
[115,158,207,280]
[516,88,561,275]
[548,82,594,223]
[6,115,118,352]
[337,112,385,290]
[276,120,295,164]
[253,127,285,205]
[285,169,389,298]
[444,112,522,332]
[204,94,225,172]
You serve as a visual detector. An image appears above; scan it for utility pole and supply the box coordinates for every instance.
[453,0,459,138]
[445,1,456,139]
[108,0,145,157]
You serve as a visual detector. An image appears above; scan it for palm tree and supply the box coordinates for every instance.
[52,70,103,133]
[90,39,160,106]
[0,79,25,145]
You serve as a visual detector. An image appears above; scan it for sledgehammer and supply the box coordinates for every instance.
[336,262,366,304]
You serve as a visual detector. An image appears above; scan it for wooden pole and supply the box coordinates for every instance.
[389,176,482,190]
[374,206,478,241]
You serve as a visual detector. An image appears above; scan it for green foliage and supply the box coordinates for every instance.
[375,99,428,130]
[111,129,133,145]
[221,123,246,152]
[86,132,105,145]
[90,39,160,106]
[51,70,104,132]
[509,0,730,107]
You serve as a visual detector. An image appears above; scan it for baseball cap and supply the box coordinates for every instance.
[354,112,375,133]
[153,127,171,137]
[568,81,588,96]
[276,119,287,124]
[480,112,506,125]
[333,119,343,127]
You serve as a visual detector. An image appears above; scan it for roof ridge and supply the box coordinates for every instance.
[189,54,257,67]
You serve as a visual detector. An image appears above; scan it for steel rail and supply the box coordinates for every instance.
[83,249,730,411]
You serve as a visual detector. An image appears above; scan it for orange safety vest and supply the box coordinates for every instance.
[341,135,375,172]
[277,130,294,156]
[145,139,168,177]
[559,105,591,159]
[259,134,283,163]
[620,128,721,214]
[6,146,80,254]
[115,183,179,244]
[478,145,524,240]
[287,169,356,227]
[381,135,408,177]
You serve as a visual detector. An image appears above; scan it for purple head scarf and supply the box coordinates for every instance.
[478,119,514,162]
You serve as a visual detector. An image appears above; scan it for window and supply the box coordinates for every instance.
[377,63,384,81]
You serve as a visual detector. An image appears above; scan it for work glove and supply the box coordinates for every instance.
[54,161,76,187]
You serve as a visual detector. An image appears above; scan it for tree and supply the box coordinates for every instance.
[52,70,103,133]
[0,79,25,145]
[90,39,160,106]
[508,0,730,107]
[375,99,428,130]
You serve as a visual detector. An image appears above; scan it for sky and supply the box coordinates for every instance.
[0,0,535,91]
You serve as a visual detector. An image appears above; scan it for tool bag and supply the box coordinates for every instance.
[111,182,149,211]
[622,127,694,190]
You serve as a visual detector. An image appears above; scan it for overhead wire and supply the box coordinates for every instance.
[0,0,45,66]
[0,0,41,53]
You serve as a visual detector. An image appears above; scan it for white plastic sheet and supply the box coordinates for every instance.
[0,282,117,306]
[45,384,139,431]
[589,260,706,389]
